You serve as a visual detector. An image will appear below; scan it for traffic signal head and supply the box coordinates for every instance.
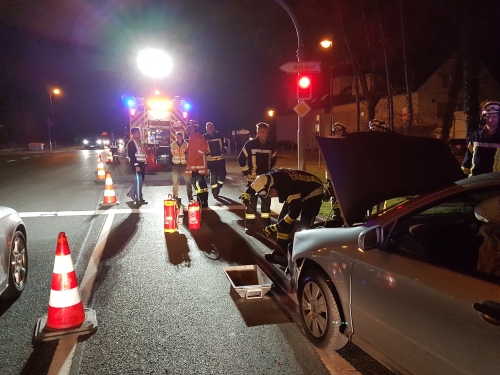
[297,75,312,100]
[130,108,137,116]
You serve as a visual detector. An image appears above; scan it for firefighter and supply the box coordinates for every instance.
[126,127,147,204]
[331,122,347,137]
[110,133,119,162]
[170,131,192,202]
[238,122,277,233]
[185,121,209,208]
[203,122,227,199]
[246,168,325,265]
[462,101,500,176]
[368,119,390,132]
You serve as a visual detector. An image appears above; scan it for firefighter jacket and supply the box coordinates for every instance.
[239,138,277,182]
[462,127,500,176]
[204,131,227,161]
[185,132,209,176]
[127,139,147,166]
[170,141,188,165]
[255,168,324,227]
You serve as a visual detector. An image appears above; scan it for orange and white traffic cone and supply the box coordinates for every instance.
[100,171,120,206]
[34,232,97,341]
[95,155,106,182]
[106,150,113,164]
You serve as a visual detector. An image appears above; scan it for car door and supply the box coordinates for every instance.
[350,188,500,375]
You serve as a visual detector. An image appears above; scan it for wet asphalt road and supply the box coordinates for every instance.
[0,148,392,375]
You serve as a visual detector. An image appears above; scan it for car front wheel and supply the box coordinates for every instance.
[298,270,348,351]
[4,231,28,299]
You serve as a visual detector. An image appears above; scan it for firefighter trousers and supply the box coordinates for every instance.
[276,194,323,253]
[245,182,271,231]
[192,171,209,208]
[207,159,226,197]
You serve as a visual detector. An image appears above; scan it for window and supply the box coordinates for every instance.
[388,188,500,284]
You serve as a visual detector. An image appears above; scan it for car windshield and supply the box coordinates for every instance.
[366,196,415,219]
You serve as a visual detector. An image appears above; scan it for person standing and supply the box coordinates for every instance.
[127,127,147,204]
[203,122,227,199]
[170,131,192,202]
[185,121,210,208]
[238,122,277,232]
[462,101,500,177]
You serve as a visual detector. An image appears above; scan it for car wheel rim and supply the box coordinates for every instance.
[11,235,27,289]
[301,280,328,338]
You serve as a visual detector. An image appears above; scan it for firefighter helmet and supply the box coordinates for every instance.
[251,174,274,197]
[482,101,500,115]
[332,122,347,136]
[369,119,388,131]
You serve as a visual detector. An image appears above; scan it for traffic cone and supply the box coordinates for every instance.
[95,155,106,182]
[106,150,113,163]
[34,232,98,341]
[100,171,120,206]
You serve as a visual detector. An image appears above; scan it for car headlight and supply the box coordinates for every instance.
[118,139,124,144]
[83,140,89,144]
[104,140,110,145]
[97,140,102,144]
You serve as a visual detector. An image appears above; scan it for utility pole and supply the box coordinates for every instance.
[274,0,306,171]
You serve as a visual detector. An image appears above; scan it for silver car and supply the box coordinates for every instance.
[0,207,28,302]
[290,132,500,375]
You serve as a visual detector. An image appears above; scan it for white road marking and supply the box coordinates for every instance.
[18,205,244,218]
[7,159,16,162]
[21,157,30,159]
[48,211,115,375]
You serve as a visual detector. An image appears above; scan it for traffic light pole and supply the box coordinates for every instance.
[274,0,306,171]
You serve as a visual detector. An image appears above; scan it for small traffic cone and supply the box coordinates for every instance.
[100,171,120,206]
[95,155,106,182]
[106,150,113,164]
[34,232,97,341]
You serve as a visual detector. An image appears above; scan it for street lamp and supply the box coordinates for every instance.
[320,37,334,132]
[137,49,173,79]
[48,87,61,152]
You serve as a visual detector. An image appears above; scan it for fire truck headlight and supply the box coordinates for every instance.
[97,139,102,145]
[104,140,110,145]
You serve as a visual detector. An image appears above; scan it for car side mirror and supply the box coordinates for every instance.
[358,226,382,250]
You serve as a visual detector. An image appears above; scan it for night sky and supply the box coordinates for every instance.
[1,0,500,144]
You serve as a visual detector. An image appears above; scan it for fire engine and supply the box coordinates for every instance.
[127,94,192,169]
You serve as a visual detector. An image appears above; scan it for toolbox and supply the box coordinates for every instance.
[222,265,274,299]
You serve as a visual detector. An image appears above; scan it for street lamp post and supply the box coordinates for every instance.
[274,0,305,171]
[320,38,334,133]
[49,88,61,152]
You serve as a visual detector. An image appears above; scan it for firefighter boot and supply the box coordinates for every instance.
[212,186,219,200]
[198,192,209,209]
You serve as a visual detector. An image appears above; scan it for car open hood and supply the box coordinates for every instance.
[317,132,464,226]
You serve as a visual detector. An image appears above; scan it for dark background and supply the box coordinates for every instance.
[0,0,499,145]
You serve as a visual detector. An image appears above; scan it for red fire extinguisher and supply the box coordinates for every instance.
[188,201,201,230]
[164,194,178,233]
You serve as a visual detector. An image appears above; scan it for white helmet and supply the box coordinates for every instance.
[251,175,274,197]
[369,119,387,131]
[482,101,500,115]
[332,122,347,136]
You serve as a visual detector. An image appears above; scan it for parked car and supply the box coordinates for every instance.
[289,132,500,375]
[276,140,297,150]
[0,207,28,302]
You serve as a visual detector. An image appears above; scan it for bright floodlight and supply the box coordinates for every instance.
[137,49,173,78]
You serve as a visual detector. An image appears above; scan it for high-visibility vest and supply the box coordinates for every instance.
[133,140,147,163]
[171,141,188,165]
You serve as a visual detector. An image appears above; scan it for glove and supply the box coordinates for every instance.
[239,192,251,205]
[264,224,278,237]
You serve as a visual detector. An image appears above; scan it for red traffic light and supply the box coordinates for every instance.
[297,75,312,100]
[298,76,311,88]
